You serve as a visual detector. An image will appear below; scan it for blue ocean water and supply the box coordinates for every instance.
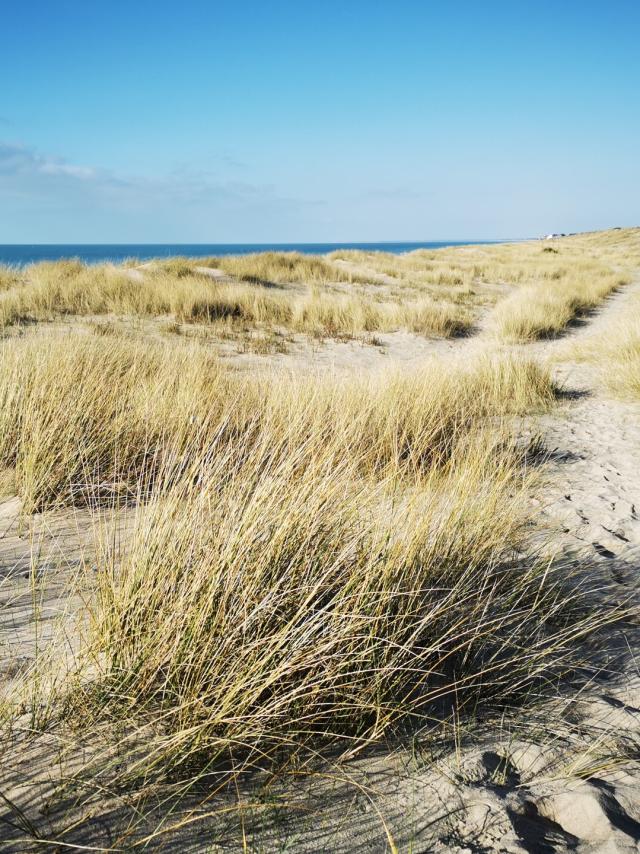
[0,240,508,266]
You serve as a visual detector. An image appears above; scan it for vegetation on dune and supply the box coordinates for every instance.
[331,230,640,341]
[492,271,629,341]
[198,250,361,285]
[0,264,26,292]
[0,331,583,795]
[0,334,553,512]
[91,426,593,782]
[603,322,640,399]
[2,229,638,845]
[0,230,637,346]
[0,258,473,339]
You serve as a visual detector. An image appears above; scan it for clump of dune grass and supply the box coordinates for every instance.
[0,261,295,328]
[85,432,593,777]
[151,256,197,278]
[200,251,361,285]
[492,272,629,341]
[72,388,606,802]
[41,340,563,783]
[89,319,120,336]
[0,334,555,512]
[0,326,623,848]
[291,292,473,339]
[602,321,640,398]
[237,329,291,354]
[0,265,26,292]
[397,298,473,336]
[291,293,474,339]
[0,261,475,340]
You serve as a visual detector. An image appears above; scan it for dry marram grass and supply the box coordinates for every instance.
[1,231,638,347]
[0,228,638,846]
[0,332,599,799]
[0,259,472,339]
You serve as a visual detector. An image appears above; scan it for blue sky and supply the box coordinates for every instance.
[1,0,638,242]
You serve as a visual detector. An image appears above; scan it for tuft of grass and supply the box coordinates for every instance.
[0,333,554,513]
[151,257,197,278]
[32,340,562,785]
[0,265,26,292]
[88,431,575,776]
[89,319,120,336]
[237,330,291,354]
[160,319,182,335]
[200,251,360,285]
[492,272,628,341]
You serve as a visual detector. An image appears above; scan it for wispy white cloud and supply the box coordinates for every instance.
[0,141,97,179]
[0,140,324,241]
[39,161,98,180]
[0,140,313,209]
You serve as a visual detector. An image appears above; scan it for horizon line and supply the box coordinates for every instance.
[0,237,525,247]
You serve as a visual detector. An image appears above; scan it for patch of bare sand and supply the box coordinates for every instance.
[0,498,134,697]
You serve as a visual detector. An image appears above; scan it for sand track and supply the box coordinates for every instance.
[434,278,640,853]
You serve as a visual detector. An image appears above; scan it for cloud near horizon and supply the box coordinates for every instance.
[0,141,100,180]
[0,141,320,242]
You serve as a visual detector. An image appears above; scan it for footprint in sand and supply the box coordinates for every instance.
[592,541,617,559]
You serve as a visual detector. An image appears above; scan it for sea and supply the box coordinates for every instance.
[0,240,508,267]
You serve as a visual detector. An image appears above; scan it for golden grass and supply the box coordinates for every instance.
[331,230,640,341]
[199,250,362,284]
[0,265,25,292]
[292,290,472,338]
[0,319,625,845]
[1,230,637,347]
[603,326,640,399]
[0,230,638,847]
[89,430,582,778]
[1,332,564,783]
[0,259,472,340]
[0,333,553,513]
[492,271,628,341]
[331,229,640,289]
[0,261,293,326]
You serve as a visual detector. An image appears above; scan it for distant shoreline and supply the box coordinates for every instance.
[0,239,516,266]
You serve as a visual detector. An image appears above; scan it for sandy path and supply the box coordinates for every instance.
[467,279,640,852]
[532,279,640,564]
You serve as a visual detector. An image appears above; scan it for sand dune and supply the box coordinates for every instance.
[1,231,640,851]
